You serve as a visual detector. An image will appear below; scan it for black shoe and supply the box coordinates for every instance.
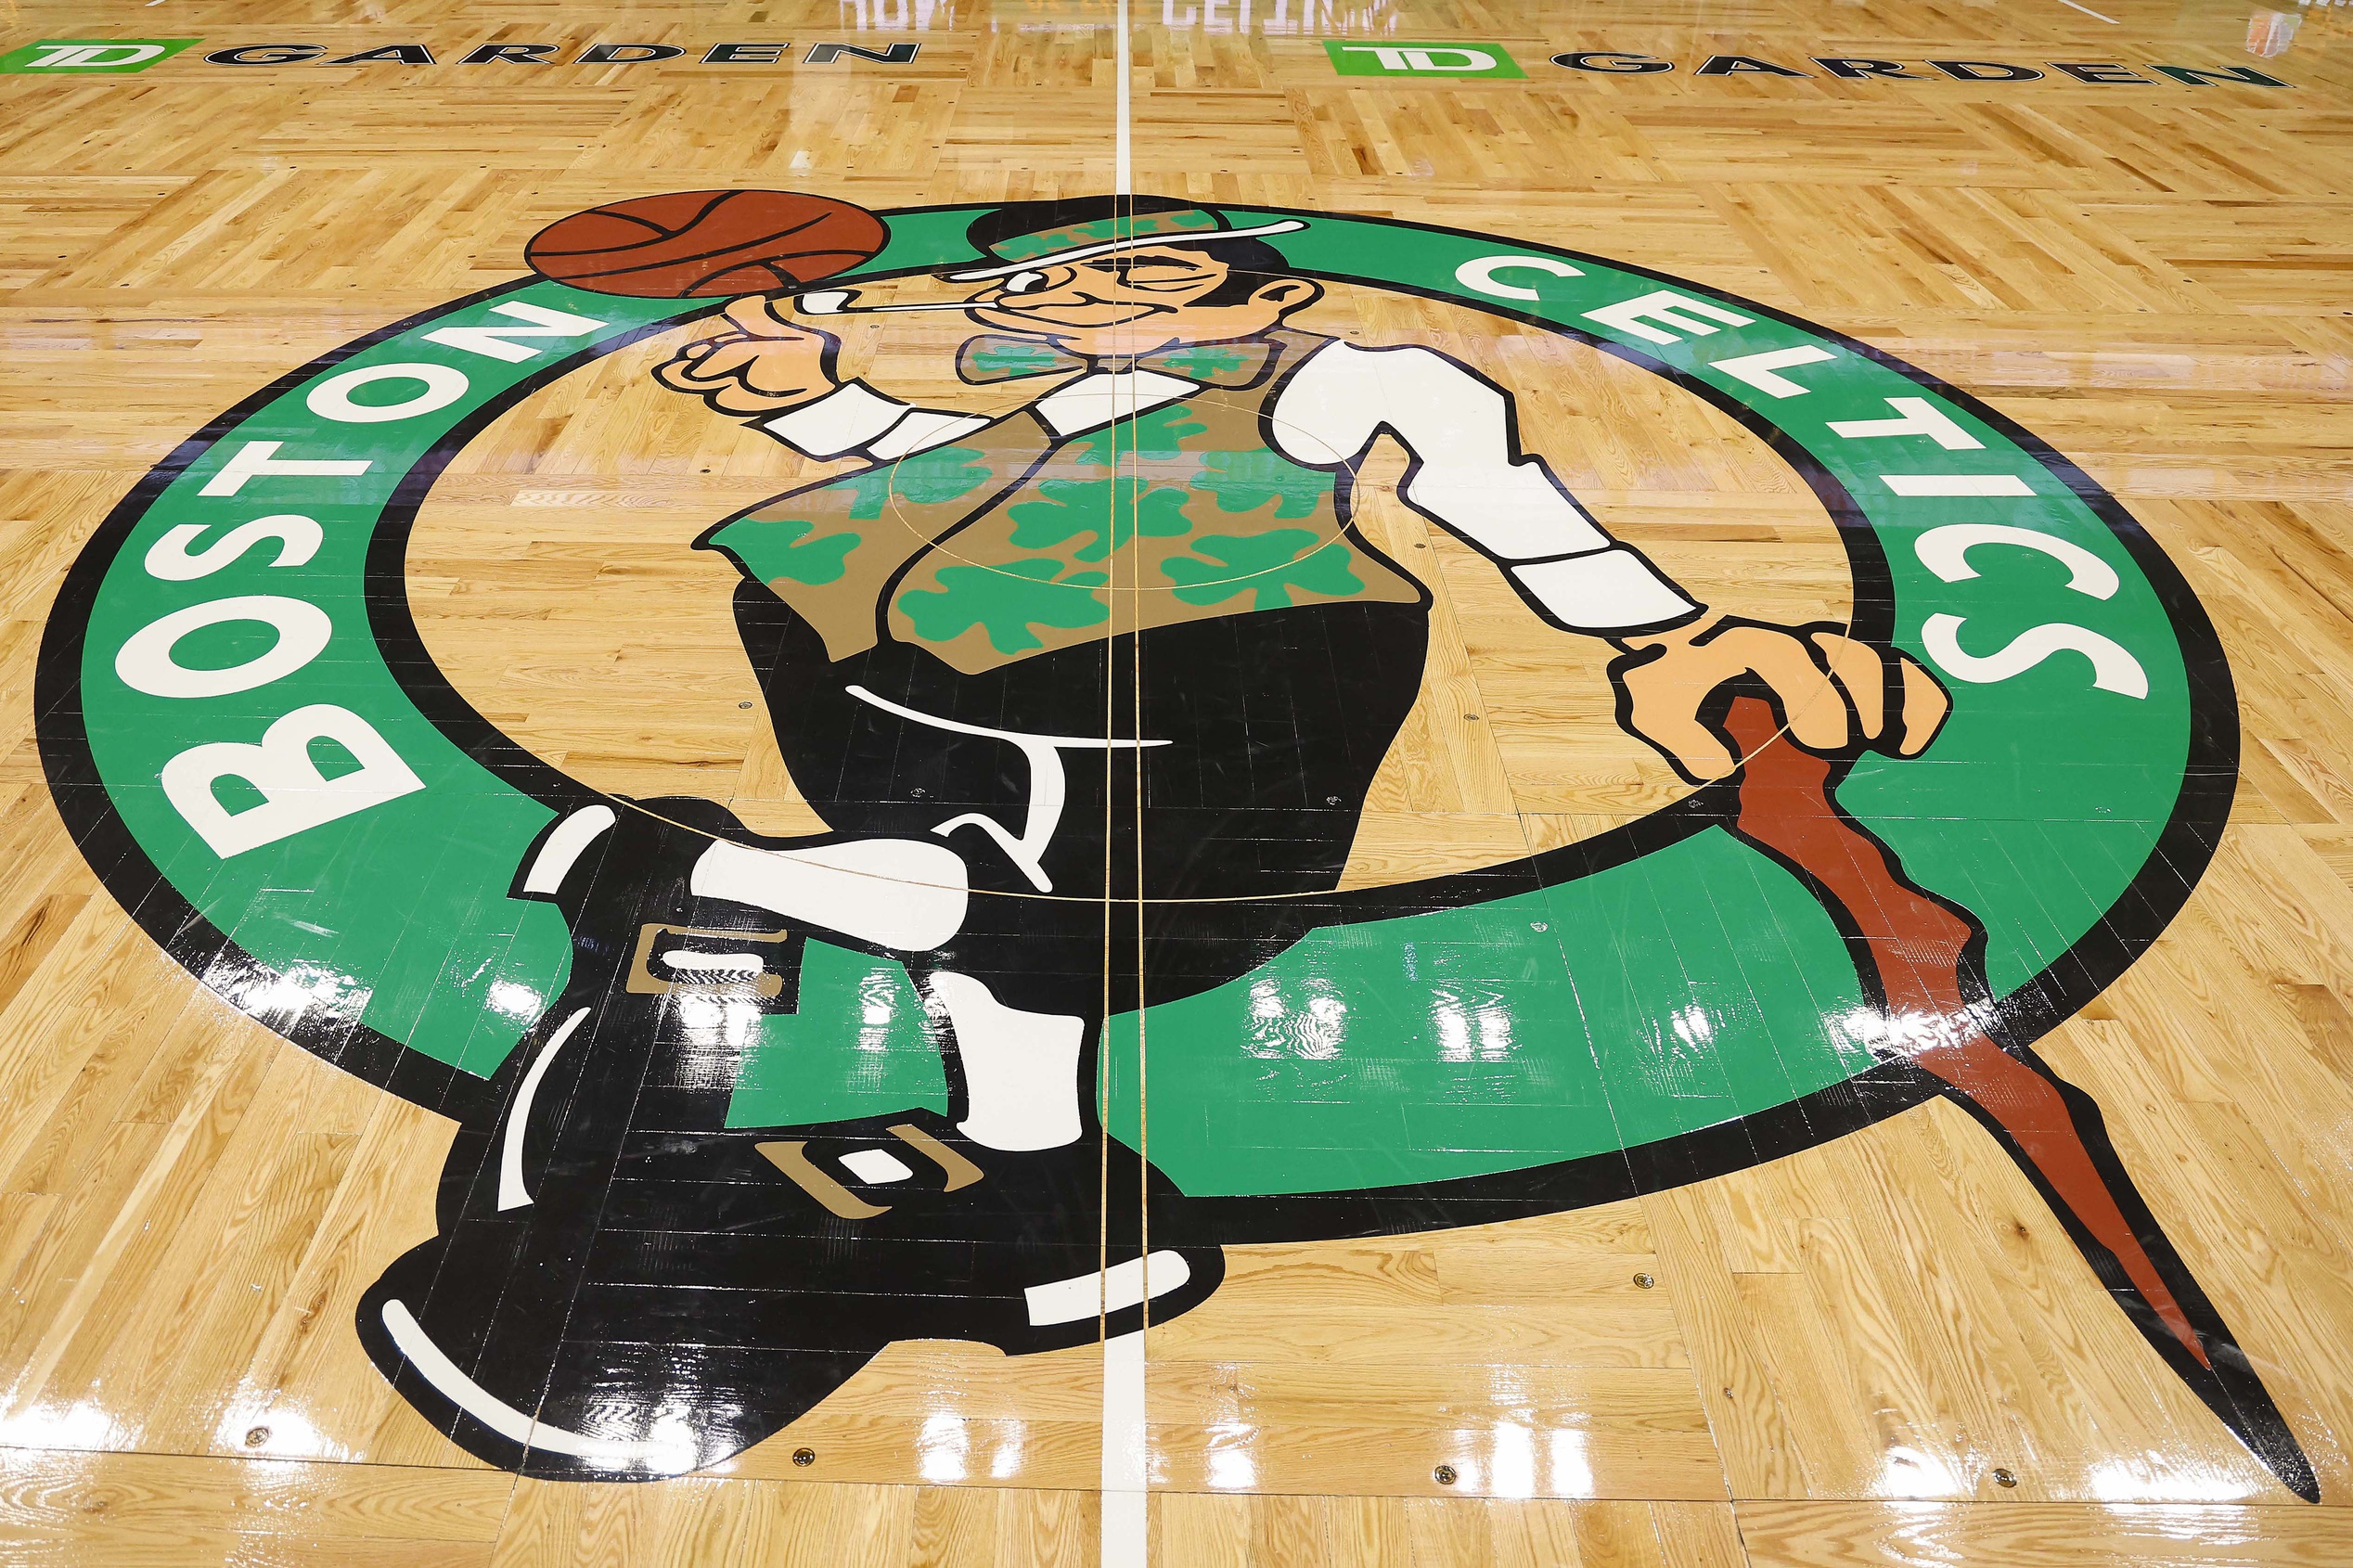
[356,796,1224,1480]
[357,1101,1222,1480]
[611,1107,1227,1356]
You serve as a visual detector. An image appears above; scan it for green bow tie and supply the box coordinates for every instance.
[956,335,1277,388]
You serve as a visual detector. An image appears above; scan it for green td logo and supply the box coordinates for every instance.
[1322,40,1524,78]
[0,38,199,73]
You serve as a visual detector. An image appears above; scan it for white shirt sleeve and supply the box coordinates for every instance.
[757,380,991,461]
[1270,341,1701,634]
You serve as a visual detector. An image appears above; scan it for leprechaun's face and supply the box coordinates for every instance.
[961,244,1319,356]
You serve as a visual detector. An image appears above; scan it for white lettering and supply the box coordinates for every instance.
[161,704,425,858]
[1710,345,1834,398]
[1882,474,2035,497]
[423,301,608,365]
[305,363,469,425]
[26,43,164,68]
[1830,396,1984,451]
[1921,613,2147,699]
[1914,524,2119,599]
[114,596,333,700]
[1455,255,1582,302]
[144,515,322,581]
[199,441,371,498]
[1582,289,1754,345]
[1340,45,1498,71]
[1401,47,1496,71]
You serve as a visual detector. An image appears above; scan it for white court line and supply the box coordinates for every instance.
[1113,0,1133,193]
[2055,0,2121,20]
[1102,1330,1149,1566]
[1104,3,1145,1560]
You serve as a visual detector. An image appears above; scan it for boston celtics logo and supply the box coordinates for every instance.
[36,193,2314,1497]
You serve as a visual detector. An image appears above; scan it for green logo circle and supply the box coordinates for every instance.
[39,204,2229,1200]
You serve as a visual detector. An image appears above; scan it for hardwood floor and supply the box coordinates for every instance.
[1,0,2349,1562]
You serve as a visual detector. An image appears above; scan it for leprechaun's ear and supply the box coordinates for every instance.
[1253,277,1323,313]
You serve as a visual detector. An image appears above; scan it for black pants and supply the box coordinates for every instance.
[732,580,1431,1017]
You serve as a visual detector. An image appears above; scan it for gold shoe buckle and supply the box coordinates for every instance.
[757,1125,986,1219]
[626,922,791,999]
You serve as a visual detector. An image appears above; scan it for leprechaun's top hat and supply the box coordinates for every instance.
[944,195,1305,281]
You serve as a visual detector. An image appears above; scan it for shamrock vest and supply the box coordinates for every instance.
[699,329,1423,675]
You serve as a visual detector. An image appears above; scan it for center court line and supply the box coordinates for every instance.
[2055,0,2121,20]
[1113,0,1133,192]
[1102,1330,1149,1566]
[1102,3,1148,1562]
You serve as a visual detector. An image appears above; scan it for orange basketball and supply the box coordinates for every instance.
[525,190,889,298]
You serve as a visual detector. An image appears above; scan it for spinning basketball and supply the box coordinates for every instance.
[525,189,887,298]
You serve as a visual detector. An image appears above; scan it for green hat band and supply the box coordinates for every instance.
[991,208,1225,261]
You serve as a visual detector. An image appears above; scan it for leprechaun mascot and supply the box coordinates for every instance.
[358,197,1948,1478]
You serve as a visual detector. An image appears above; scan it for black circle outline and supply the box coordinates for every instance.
[33,203,2237,1227]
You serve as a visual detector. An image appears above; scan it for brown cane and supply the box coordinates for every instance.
[1719,693,2207,1362]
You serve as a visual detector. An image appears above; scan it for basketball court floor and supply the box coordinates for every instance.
[3,1,2351,1562]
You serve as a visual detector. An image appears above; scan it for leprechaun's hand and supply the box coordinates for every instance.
[654,296,843,416]
[1609,613,1950,784]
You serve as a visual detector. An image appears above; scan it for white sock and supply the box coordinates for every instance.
[929,971,1084,1150]
[690,836,967,951]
